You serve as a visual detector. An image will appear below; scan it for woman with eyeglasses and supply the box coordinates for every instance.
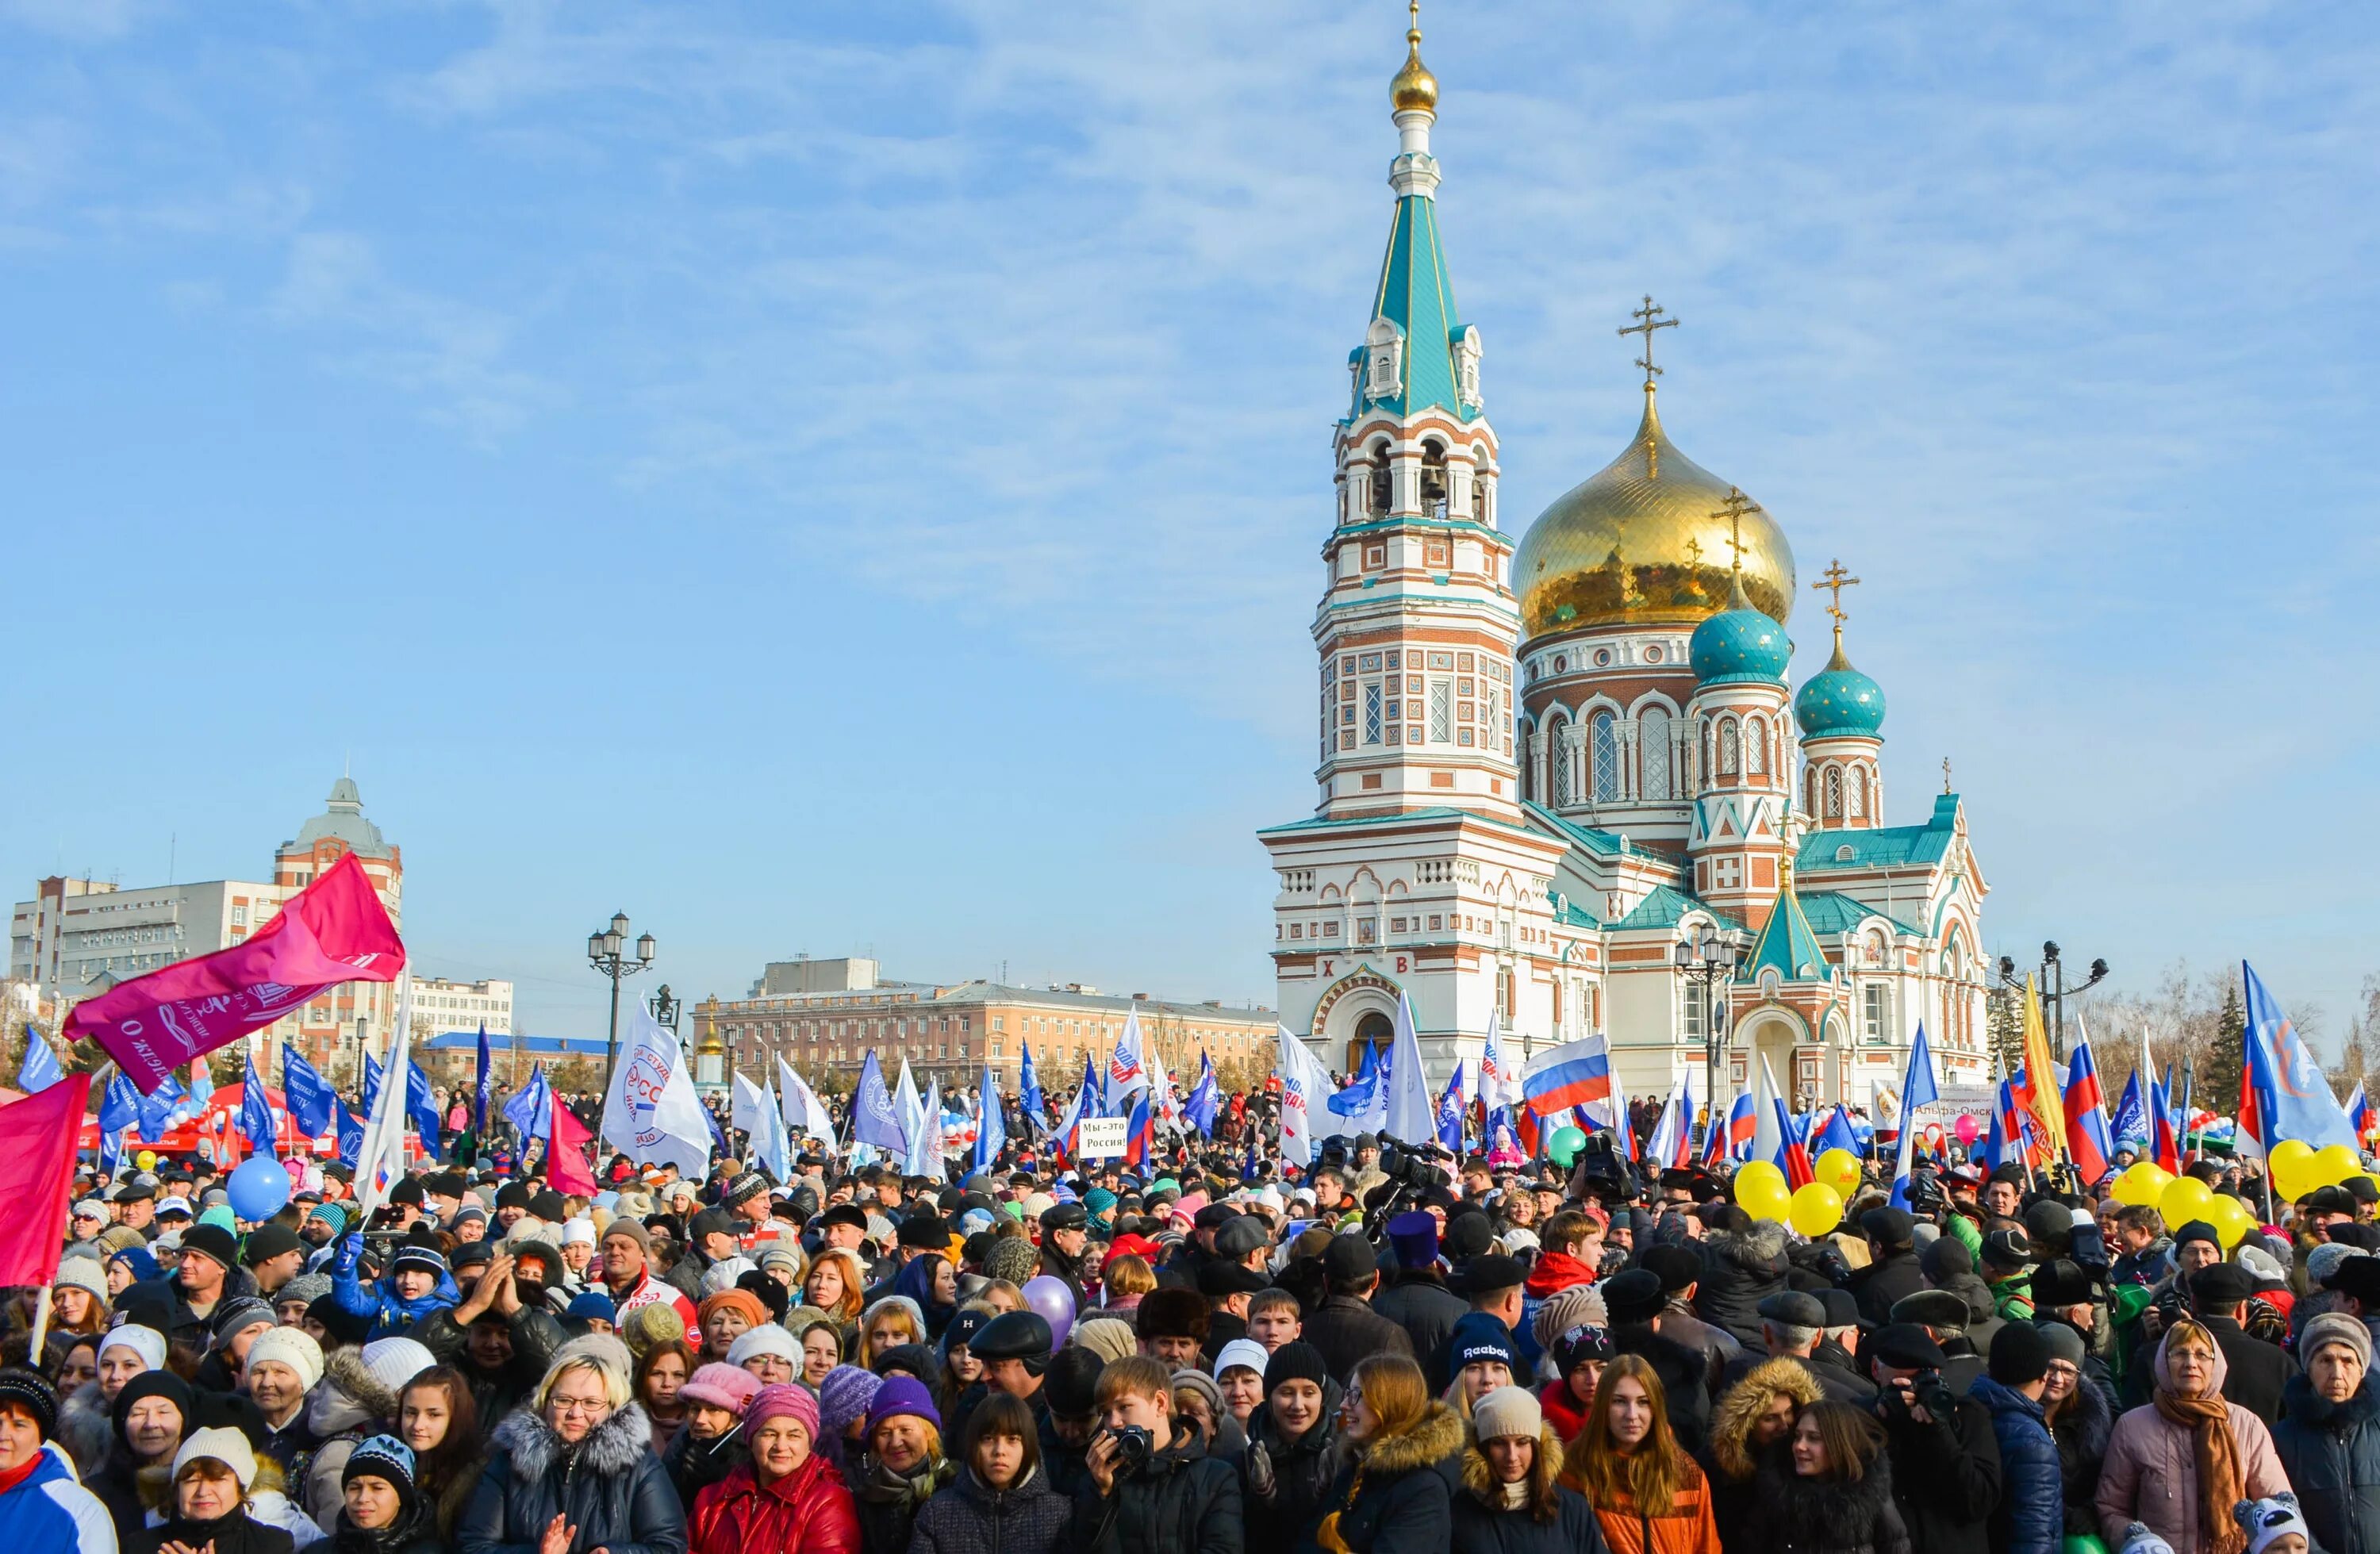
[2036,1326,2113,1544]
[456,1343,685,1554]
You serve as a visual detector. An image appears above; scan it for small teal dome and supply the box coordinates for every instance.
[1796,647,1887,738]
[1690,585,1791,685]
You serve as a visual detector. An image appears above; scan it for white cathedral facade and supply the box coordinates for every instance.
[1260,18,1994,1116]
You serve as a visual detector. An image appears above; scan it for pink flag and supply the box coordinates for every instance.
[0,1073,90,1287]
[65,853,405,1093]
[548,1098,599,1196]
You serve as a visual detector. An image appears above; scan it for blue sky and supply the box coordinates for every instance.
[6,2,2375,1046]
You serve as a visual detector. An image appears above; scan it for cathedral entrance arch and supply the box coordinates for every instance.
[1349,1011,1393,1073]
[1742,1013,1803,1100]
[1311,968,1402,1080]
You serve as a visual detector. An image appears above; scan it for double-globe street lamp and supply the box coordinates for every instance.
[589,911,657,1088]
[1998,941,2108,1063]
[1675,926,1748,1149]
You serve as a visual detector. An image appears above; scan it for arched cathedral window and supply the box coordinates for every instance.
[1551,720,1573,806]
[1745,715,1767,776]
[1640,708,1672,801]
[1419,439,1448,519]
[1824,765,1844,819]
[1368,444,1392,517]
[1591,713,1619,801]
[1718,718,1740,775]
[1850,767,1868,819]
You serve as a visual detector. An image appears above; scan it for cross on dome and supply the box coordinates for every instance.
[1618,294,1679,390]
[1812,558,1861,649]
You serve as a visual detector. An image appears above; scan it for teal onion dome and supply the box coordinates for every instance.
[1689,578,1791,685]
[1795,643,1887,737]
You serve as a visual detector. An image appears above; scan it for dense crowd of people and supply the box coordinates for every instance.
[4,1099,2376,1554]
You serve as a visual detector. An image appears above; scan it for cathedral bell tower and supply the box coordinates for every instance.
[1314,1,1518,823]
[1686,493,1795,927]
[1795,559,1888,830]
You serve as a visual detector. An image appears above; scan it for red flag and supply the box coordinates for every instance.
[65,853,404,1092]
[548,1099,599,1196]
[0,1073,91,1287]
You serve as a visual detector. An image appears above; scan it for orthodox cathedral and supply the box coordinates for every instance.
[1260,11,1994,1113]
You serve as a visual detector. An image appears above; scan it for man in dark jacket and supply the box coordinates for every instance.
[1966,1321,2061,1554]
[663,1207,739,1305]
[414,1248,566,1428]
[1303,1234,1415,1384]
[1718,1291,1876,1404]
[2181,1263,2297,1420]
[1693,1210,1792,1350]
[1637,1245,1741,1390]
[1075,1355,1243,1554]
[1851,1207,1932,1326]
[2274,1313,2380,1554]
[1893,1289,1989,1395]
[1370,1212,1468,1364]
[1866,1324,2003,1554]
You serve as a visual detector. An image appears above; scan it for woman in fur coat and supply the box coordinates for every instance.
[1741,1401,1911,1554]
[1702,1359,1823,1554]
[457,1341,685,1554]
[1315,1354,1465,1554]
[1449,1386,1606,1554]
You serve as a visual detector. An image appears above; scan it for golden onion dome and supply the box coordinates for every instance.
[1514,386,1796,641]
[1390,11,1438,114]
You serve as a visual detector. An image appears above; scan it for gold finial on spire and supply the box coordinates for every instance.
[1391,0,1438,113]
[1618,294,1679,393]
[1812,558,1861,658]
[1943,756,1953,795]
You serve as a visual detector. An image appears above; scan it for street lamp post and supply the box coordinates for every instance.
[589,911,657,1089]
[1998,943,2108,1063]
[1674,926,1748,1152]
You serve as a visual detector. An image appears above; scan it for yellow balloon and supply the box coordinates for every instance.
[2113,1161,2172,1207]
[1815,1148,1864,1198]
[1737,1176,1791,1224]
[1788,1182,1846,1237]
[1733,1161,1787,1203]
[134,1149,156,1172]
[2316,1144,2364,1186]
[2160,1176,2214,1228]
[2207,1195,2253,1249]
[2269,1138,2316,1179]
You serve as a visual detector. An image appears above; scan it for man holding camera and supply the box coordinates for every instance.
[1077,1354,1243,1554]
[1866,1322,2003,1554]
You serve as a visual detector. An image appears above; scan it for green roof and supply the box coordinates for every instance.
[1257,806,1537,842]
[1796,793,1960,873]
[1522,800,1624,858]
[1547,888,1602,930]
[1794,890,1925,938]
[1349,193,1480,424]
[1745,885,1832,981]
[1610,885,1739,934]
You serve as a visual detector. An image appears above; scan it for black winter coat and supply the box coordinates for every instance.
[1304,1293,1416,1385]
[2273,1375,2380,1554]
[1312,1401,1465,1554]
[1448,1464,1605,1554]
[661,1421,748,1513]
[2202,1312,2298,1422]
[1875,1392,2001,1554]
[1850,1253,1931,1329]
[1069,1421,1242,1554]
[848,1450,957,1554]
[910,1465,1072,1554]
[1740,1456,1913,1554]
[1372,1274,1469,1369]
[129,1510,298,1554]
[1695,1224,1793,1350]
[456,1401,687,1554]
[329,1498,447,1554]
[1242,1404,1344,1554]
[414,1302,566,1429]
[2048,1378,2115,1538]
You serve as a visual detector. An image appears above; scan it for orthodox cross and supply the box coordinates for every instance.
[1618,294,1679,389]
[1943,757,1953,795]
[1714,487,1759,580]
[1812,558,1860,647]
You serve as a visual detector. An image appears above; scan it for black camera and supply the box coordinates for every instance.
[1909,1367,1958,1420]
[1374,1134,1446,1192]
[1108,1424,1154,1472]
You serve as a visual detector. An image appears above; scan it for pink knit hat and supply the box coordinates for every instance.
[678,1363,762,1415]
[746,1382,819,1441]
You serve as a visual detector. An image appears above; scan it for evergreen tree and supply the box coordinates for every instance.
[2202,981,2247,1103]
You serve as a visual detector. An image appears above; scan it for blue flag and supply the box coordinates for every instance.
[974,1063,1007,1174]
[99,1071,143,1174]
[240,1051,277,1153]
[474,1024,492,1135]
[2242,959,2358,1151]
[1814,1104,1861,1157]
[851,1052,908,1153]
[16,1026,62,1094]
[363,1053,383,1116]
[282,1049,335,1138]
[405,1060,443,1161]
[1326,1039,1381,1119]
[1184,1050,1220,1138]
[504,1064,553,1140]
[1435,1059,1467,1153]
[2109,1068,2148,1147]
[335,1099,364,1168]
[136,1071,183,1139]
[1887,1023,1939,1211]
[1019,1042,1045,1128]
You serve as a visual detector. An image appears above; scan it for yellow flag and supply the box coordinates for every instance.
[2020,974,2067,1155]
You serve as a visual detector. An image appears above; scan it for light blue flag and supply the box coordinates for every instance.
[282,1049,335,1138]
[99,1071,143,1174]
[1019,1042,1045,1128]
[363,1053,383,1116]
[335,1099,364,1168]
[240,1051,277,1153]
[1184,1050,1220,1138]
[15,1026,63,1094]
[851,1052,908,1154]
[2242,960,2359,1152]
[503,1064,553,1140]
[974,1062,1007,1173]
[406,1060,443,1160]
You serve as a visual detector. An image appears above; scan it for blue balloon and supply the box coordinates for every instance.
[227,1156,292,1222]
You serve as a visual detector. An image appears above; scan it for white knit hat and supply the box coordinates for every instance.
[54,1258,109,1303]
[246,1326,325,1392]
[173,1425,259,1491]
[560,1218,597,1248]
[2239,1495,2311,1554]
[358,1337,436,1396]
[1470,1383,1542,1443]
[1212,1339,1269,1379]
[99,1323,167,1374]
[727,1325,800,1368]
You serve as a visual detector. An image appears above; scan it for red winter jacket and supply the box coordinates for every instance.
[1539,1378,1593,1441]
[689,1455,861,1554]
[1523,1249,1598,1299]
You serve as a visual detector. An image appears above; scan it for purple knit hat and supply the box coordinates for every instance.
[865,1375,941,1435]
[745,1383,820,1441]
[818,1364,882,1441]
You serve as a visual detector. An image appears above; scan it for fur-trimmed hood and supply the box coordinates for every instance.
[1707,1222,1791,1274]
[1354,1400,1466,1478]
[491,1398,655,1482]
[55,1379,111,1477]
[308,1345,398,1436]
[1709,1358,1825,1482]
[1459,1425,1568,1520]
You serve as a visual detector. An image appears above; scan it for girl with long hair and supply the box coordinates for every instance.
[856,1299,927,1374]
[1744,1399,1909,1554]
[1315,1353,1464,1554]
[1703,1358,1821,1552]
[634,1340,697,1453]
[804,1250,869,1332]
[394,1365,484,1544]
[910,1390,1070,1554]
[1560,1353,1718,1554]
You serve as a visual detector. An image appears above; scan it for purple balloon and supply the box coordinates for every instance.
[1021,1275,1076,1347]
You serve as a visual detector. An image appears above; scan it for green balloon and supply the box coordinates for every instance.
[2062,1536,2109,1554]
[1549,1126,1588,1168]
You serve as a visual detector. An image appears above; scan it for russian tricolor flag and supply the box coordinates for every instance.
[2063,1030,2115,1185]
[2351,1082,2374,1147]
[1522,1036,1614,1116]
